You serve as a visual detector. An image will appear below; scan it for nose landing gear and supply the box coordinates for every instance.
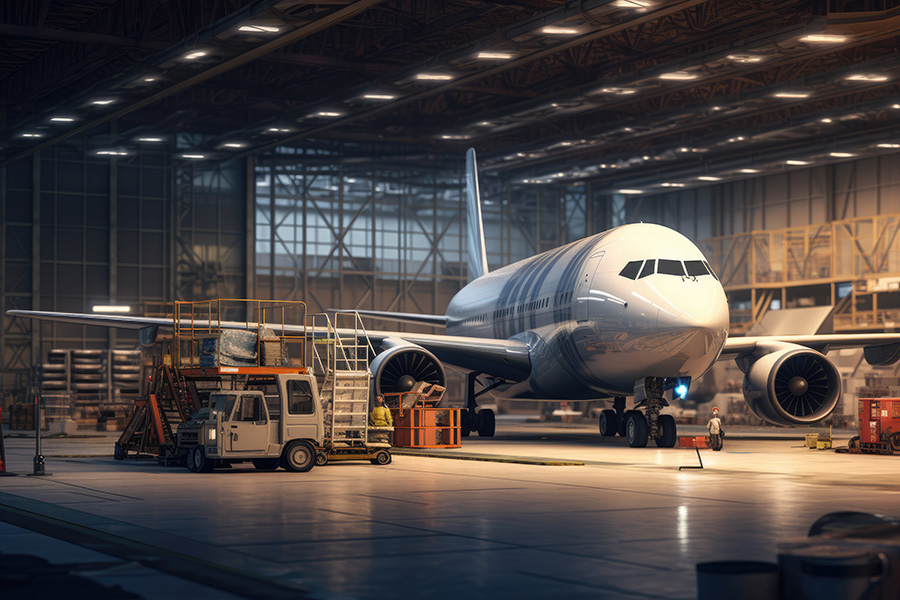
[600,378,678,448]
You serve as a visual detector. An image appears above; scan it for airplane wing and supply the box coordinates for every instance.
[5,309,531,382]
[334,309,448,327]
[721,333,900,357]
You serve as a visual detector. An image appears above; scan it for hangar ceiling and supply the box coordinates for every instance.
[3,0,900,191]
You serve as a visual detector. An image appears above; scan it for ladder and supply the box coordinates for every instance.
[310,312,376,450]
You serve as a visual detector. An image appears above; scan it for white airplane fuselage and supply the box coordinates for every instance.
[445,223,730,398]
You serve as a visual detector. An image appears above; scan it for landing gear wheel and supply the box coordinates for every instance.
[315,451,329,466]
[477,409,495,437]
[599,410,618,437]
[188,445,213,473]
[282,440,315,472]
[251,458,280,470]
[461,410,472,437]
[370,450,392,465]
[655,414,677,448]
[626,412,649,448]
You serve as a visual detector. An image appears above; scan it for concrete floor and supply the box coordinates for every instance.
[1,419,897,600]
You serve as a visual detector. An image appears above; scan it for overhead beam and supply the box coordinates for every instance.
[1,0,385,166]
[0,23,169,49]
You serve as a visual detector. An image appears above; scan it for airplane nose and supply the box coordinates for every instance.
[658,300,729,360]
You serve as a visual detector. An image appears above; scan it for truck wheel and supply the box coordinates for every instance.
[189,445,213,473]
[315,452,328,466]
[371,450,392,465]
[283,440,315,472]
[251,458,280,471]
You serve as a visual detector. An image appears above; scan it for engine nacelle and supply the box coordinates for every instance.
[738,342,841,426]
[370,338,445,397]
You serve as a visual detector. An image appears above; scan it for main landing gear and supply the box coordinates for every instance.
[598,378,677,448]
[460,372,501,437]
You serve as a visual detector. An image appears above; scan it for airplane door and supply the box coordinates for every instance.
[227,394,269,453]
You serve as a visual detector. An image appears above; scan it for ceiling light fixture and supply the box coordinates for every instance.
[786,159,809,165]
[477,51,514,60]
[541,26,579,35]
[820,118,833,123]
[830,152,854,158]
[143,76,157,82]
[613,0,652,7]
[416,72,454,81]
[618,189,643,194]
[698,176,721,181]
[660,182,685,187]
[92,305,131,313]
[96,150,128,156]
[440,134,470,140]
[181,154,205,159]
[315,111,343,117]
[659,71,699,81]
[22,132,43,138]
[800,34,848,43]
[50,117,75,122]
[726,54,763,63]
[739,168,760,173]
[92,99,114,105]
[845,73,889,82]
[138,137,163,142]
[774,91,811,99]
[184,51,207,60]
[878,143,900,148]
[238,25,280,33]
[223,142,245,148]
[266,127,291,133]
[596,87,636,95]
[363,93,396,100]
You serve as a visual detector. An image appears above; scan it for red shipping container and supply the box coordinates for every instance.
[858,398,900,446]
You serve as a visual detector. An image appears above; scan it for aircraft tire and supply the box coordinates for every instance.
[477,409,496,437]
[626,412,649,448]
[655,415,677,448]
[599,410,618,437]
[461,411,471,437]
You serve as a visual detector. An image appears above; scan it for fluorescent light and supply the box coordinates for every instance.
[820,118,833,123]
[238,25,280,33]
[223,142,244,148]
[266,127,291,132]
[96,150,128,156]
[698,176,721,181]
[596,87,636,95]
[92,305,131,313]
[830,152,854,157]
[893,104,900,109]
[739,168,760,173]
[878,143,900,148]
[315,111,342,117]
[184,51,207,60]
[613,0,652,7]
[143,77,157,82]
[800,34,848,43]
[786,159,809,165]
[416,72,454,81]
[845,73,888,82]
[660,71,698,81]
[477,51,514,60]
[679,147,691,152]
[363,93,395,100]
[541,26,579,35]
[661,182,685,187]
[726,54,763,63]
[181,154,205,159]
[774,91,810,99]
[478,121,494,126]
[138,137,163,142]
[440,134,469,140]
[92,99,114,105]
[618,189,643,194]
[50,116,75,122]
[22,132,43,138]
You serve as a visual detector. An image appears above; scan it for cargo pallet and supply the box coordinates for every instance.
[385,383,459,448]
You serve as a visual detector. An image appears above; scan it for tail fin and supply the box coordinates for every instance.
[465,148,489,282]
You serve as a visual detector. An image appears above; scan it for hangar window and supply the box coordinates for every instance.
[639,259,655,278]
[684,260,709,277]
[619,260,642,280]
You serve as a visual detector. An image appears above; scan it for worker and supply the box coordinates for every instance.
[707,406,724,451]
[369,395,393,427]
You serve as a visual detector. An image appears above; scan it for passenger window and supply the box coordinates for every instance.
[235,396,266,423]
[288,380,315,415]
[684,260,708,277]
[704,261,719,281]
[657,259,685,276]
[639,259,655,279]
[619,260,642,280]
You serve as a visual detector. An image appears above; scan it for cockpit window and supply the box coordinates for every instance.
[618,260,642,280]
[657,259,685,276]
[684,260,709,277]
[639,259,655,279]
[704,261,719,281]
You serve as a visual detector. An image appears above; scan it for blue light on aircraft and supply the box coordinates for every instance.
[675,384,688,399]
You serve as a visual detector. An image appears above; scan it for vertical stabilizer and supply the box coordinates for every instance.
[465,148,489,281]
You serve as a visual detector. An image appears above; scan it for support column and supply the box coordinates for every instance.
[31,153,41,371]
[245,155,256,301]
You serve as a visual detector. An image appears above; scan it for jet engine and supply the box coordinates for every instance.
[370,338,445,397]
[738,342,841,426]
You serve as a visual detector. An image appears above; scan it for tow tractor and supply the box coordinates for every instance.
[117,299,392,472]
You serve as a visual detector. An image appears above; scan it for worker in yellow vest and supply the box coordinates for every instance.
[369,395,393,427]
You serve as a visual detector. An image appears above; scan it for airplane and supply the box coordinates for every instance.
[10,148,900,447]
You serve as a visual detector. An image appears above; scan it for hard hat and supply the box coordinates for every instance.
[712,406,719,412]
